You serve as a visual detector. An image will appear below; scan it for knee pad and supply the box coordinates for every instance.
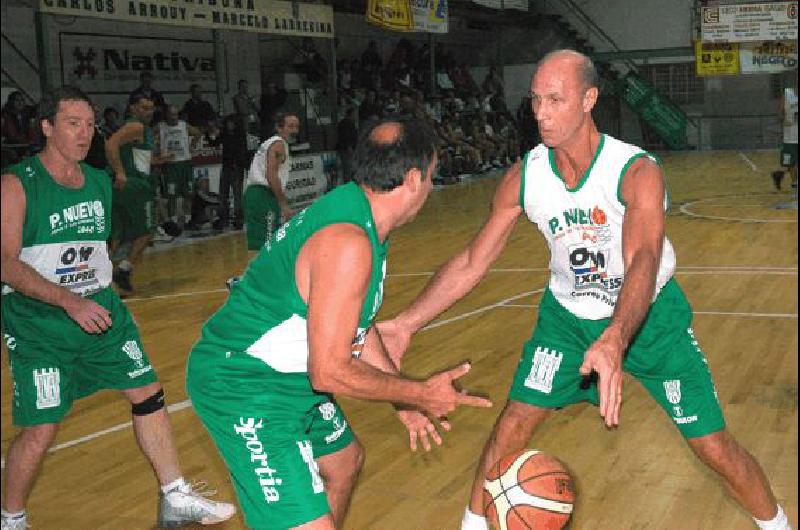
[131,388,165,416]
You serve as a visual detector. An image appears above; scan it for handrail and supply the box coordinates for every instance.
[1,32,40,76]
[0,67,36,104]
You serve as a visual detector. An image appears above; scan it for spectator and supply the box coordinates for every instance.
[232,79,260,134]
[182,84,216,129]
[482,65,505,97]
[206,113,248,230]
[295,37,328,87]
[335,106,358,185]
[360,90,382,124]
[259,80,289,138]
[128,71,166,122]
[361,40,383,77]
[1,91,35,147]
[100,107,122,138]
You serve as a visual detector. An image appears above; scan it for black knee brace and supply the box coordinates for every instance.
[131,388,165,416]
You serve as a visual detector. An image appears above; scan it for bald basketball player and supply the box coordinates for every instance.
[378,50,791,530]
[186,117,492,530]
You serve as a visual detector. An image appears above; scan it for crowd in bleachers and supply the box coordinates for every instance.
[1,37,542,240]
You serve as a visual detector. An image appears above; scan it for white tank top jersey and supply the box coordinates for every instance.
[247,135,290,189]
[520,134,677,320]
[784,87,798,144]
[159,121,192,162]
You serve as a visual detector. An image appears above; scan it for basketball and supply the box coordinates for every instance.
[483,450,575,530]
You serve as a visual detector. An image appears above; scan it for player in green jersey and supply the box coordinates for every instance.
[1,86,235,530]
[187,117,493,529]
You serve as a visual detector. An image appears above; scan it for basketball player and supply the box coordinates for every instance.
[773,80,798,191]
[226,112,300,288]
[186,117,492,530]
[105,94,162,296]
[157,104,200,227]
[378,50,792,530]
[0,86,235,529]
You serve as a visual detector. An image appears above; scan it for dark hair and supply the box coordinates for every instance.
[190,84,201,91]
[103,107,118,118]
[37,85,93,124]
[129,93,153,106]
[351,117,439,192]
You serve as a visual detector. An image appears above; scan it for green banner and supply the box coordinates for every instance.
[615,73,688,150]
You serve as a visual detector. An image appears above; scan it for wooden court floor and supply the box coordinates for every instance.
[1,149,797,529]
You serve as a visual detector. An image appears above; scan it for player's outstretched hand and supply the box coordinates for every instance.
[376,319,412,369]
[395,408,451,452]
[63,295,112,334]
[420,362,492,418]
[580,332,624,428]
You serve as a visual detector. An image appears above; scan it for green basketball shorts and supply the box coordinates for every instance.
[186,349,354,529]
[780,142,797,168]
[111,177,156,242]
[509,279,725,439]
[243,184,280,251]
[2,287,158,426]
[161,161,195,198]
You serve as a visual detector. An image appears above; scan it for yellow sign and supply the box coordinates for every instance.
[367,0,414,32]
[695,41,740,75]
[38,0,335,38]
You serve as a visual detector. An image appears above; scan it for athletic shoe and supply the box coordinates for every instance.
[225,276,242,290]
[772,170,784,190]
[157,481,235,528]
[113,269,133,296]
[0,512,28,530]
[153,226,174,244]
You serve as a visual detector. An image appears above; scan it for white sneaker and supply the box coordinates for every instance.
[157,481,235,527]
[153,226,174,244]
[0,513,28,530]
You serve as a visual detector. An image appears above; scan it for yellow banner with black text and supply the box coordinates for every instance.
[38,0,335,38]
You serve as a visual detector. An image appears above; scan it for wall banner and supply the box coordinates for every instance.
[695,41,740,76]
[701,2,797,43]
[39,0,335,38]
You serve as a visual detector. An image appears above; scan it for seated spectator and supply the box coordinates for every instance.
[182,84,217,129]
[1,91,36,164]
[482,65,505,97]
[260,80,288,138]
[335,107,358,185]
[359,90,382,124]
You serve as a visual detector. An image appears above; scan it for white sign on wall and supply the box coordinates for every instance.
[59,33,217,95]
[412,0,448,34]
[471,0,528,11]
[701,2,798,43]
[739,40,798,73]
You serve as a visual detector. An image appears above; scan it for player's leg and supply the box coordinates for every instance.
[466,401,551,519]
[0,323,78,526]
[631,286,789,530]
[464,288,594,530]
[308,400,363,527]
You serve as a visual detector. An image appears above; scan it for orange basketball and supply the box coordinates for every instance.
[483,450,575,530]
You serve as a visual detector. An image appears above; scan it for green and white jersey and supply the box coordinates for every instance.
[247,135,290,190]
[159,120,192,162]
[121,117,154,179]
[520,134,676,320]
[2,156,113,302]
[189,182,387,407]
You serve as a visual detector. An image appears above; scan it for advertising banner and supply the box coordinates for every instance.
[701,2,797,43]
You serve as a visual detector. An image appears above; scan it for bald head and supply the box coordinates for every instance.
[537,49,598,91]
[369,121,402,145]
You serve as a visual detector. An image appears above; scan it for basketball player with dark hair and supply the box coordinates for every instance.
[186,117,492,529]
[1,86,235,529]
[378,50,791,530]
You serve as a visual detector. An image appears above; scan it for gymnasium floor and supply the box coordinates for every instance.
[1,149,797,529]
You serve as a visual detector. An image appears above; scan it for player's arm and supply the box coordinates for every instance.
[105,121,144,188]
[265,141,293,219]
[580,156,665,428]
[379,162,524,365]
[304,224,491,418]
[360,326,451,451]
[0,174,111,334]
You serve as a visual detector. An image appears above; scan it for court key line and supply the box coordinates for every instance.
[680,194,798,223]
[0,289,544,468]
[499,304,798,318]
